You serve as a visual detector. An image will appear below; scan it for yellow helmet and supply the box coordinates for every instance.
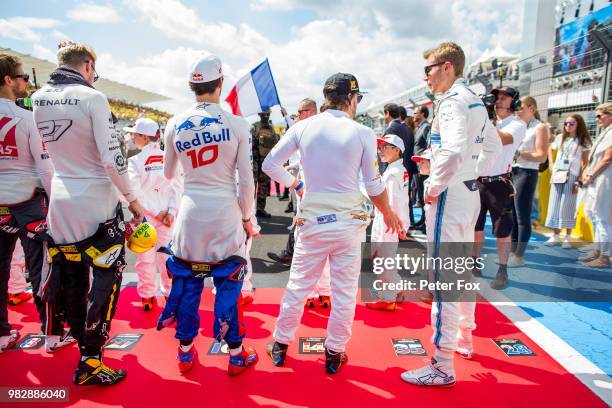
[126,221,157,253]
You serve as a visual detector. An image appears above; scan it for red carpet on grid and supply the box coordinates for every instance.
[1,287,605,408]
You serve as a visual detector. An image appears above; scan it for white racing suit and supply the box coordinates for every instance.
[308,260,331,299]
[263,109,385,352]
[162,102,254,345]
[425,79,502,361]
[32,67,136,356]
[128,142,179,298]
[0,97,54,336]
[370,159,411,301]
[286,152,331,300]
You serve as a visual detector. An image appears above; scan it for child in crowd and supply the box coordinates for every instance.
[366,134,411,311]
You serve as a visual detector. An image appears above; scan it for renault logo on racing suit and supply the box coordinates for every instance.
[176,115,224,134]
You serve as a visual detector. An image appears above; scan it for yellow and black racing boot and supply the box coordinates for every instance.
[73,357,127,386]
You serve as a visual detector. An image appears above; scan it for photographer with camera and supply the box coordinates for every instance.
[473,87,526,289]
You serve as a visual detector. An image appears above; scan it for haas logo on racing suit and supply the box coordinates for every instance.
[0,115,21,158]
[176,115,223,134]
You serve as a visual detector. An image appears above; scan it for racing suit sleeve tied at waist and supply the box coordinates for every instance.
[40,204,125,304]
[158,253,248,344]
[39,204,126,347]
[295,191,370,237]
[0,188,51,242]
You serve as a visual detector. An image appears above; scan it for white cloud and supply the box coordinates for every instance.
[31,43,57,63]
[103,0,524,116]
[51,30,70,41]
[0,17,61,42]
[124,0,271,62]
[250,0,295,11]
[67,3,123,23]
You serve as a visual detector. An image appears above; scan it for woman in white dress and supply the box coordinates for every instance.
[545,114,591,247]
[579,103,612,268]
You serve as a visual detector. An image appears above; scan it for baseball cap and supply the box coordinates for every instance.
[123,118,159,137]
[189,54,223,83]
[324,73,365,96]
[412,150,432,163]
[491,86,519,99]
[377,134,405,153]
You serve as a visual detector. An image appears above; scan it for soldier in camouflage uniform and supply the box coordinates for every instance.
[251,109,279,218]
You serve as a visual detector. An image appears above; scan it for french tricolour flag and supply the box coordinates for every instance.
[225,59,281,117]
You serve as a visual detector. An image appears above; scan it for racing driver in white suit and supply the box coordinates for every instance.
[32,41,145,386]
[126,117,178,310]
[263,73,405,374]
[401,42,501,387]
[159,54,258,376]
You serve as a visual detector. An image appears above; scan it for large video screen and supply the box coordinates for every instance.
[553,4,611,75]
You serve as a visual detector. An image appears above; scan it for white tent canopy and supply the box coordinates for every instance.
[470,43,519,68]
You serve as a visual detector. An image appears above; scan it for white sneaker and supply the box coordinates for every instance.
[507,255,525,267]
[45,332,76,353]
[561,239,572,249]
[401,358,456,387]
[0,329,20,353]
[545,235,561,246]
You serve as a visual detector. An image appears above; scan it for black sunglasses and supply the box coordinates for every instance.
[354,93,363,103]
[424,61,446,75]
[85,60,99,82]
[564,121,577,126]
[596,113,610,118]
[13,73,30,82]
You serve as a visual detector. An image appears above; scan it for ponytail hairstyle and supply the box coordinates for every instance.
[520,96,541,122]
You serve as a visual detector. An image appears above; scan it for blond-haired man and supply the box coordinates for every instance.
[32,41,144,386]
[401,42,501,386]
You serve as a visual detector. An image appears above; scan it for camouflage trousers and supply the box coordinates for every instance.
[254,161,270,212]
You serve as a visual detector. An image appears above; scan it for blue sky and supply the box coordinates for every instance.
[1,0,525,117]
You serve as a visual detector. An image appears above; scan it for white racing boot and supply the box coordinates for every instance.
[401,358,456,387]
[46,331,77,353]
[0,329,20,353]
